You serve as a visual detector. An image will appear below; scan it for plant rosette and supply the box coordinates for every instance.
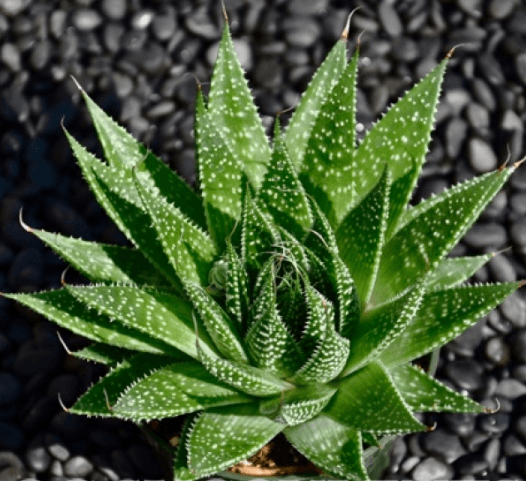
[4,10,524,481]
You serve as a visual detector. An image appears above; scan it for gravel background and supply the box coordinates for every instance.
[1,0,526,480]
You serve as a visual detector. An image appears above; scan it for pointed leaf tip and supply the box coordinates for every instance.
[341,7,362,41]
[18,208,33,233]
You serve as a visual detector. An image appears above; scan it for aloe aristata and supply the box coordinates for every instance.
[5,16,525,481]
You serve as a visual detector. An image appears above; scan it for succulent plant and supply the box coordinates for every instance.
[5,14,525,481]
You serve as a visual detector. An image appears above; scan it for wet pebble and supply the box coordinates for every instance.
[496,378,526,399]
[443,412,476,437]
[44,433,70,462]
[516,53,526,85]
[510,329,526,363]
[468,138,498,173]
[63,456,94,478]
[185,8,219,40]
[500,293,526,328]
[283,17,321,48]
[152,8,177,41]
[411,457,453,481]
[72,9,102,31]
[478,412,510,435]
[484,336,509,365]
[445,117,467,158]
[422,428,466,463]
[378,0,403,37]
[25,435,51,473]
[0,452,25,480]
[511,220,526,247]
[288,0,328,15]
[488,255,516,283]
[1,43,21,72]
[503,434,526,456]
[453,452,488,476]
[463,222,507,249]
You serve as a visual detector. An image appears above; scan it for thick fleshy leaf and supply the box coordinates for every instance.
[71,343,134,366]
[428,253,493,290]
[185,282,247,363]
[279,384,337,426]
[348,58,448,212]
[225,241,249,328]
[31,229,169,286]
[337,167,391,306]
[301,49,359,225]
[113,361,251,421]
[3,289,174,355]
[293,285,350,384]
[332,253,360,339]
[258,120,312,239]
[197,338,293,397]
[64,130,182,289]
[69,353,171,416]
[66,284,215,360]
[195,90,243,251]
[241,188,281,271]
[133,169,217,286]
[379,282,523,368]
[390,363,485,413]
[285,39,348,171]
[245,268,303,376]
[208,24,271,190]
[77,83,206,229]
[187,404,284,477]
[173,413,200,481]
[373,168,514,305]
[341,280,427,377]
[284,415,368,481]
[325,361,425,434]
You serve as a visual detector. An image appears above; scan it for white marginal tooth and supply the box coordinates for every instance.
[18,208,33,233]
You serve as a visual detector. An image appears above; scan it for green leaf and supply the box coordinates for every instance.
[332,253,360,340]
[258,120,312,239]
[4,289,174,356]
[241,187,281,271]
[285,39,348,171]
[284,415,368,481]
[390,363,485,413]
[64,130,182,289]
[30,229,169,286]
[337,167,391,306]
[428,253,493,290]
[197,338,293,397]
[69,353,171,416]
[77,84,206,229]
[245,267,303,376]
[71,343,134,366]
[133,168,217,286]
[301,49,359,225]
[373,168,514,305]
[185,282,247,363]
[195,89,244,251]
[113,361,252,421]
[280,384,337,426]
[340,279,427,377]
[225,241,249,329]
[379,282,523,368]
[187,404,284,477]
[208,24,271,190]
[325,361,425,434]
[349,58,449,213]
[174,413,200,481]
[293,284,350,384]
[66,284,215,360]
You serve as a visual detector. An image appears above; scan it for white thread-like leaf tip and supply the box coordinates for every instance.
[57,392,69,412]
[341,7,362,41]
[18,208,33,233]
[69,75,84,92]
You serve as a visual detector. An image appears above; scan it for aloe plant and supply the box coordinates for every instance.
[4,16,524,481]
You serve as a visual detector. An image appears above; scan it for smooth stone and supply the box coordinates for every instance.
[511,220,526,247]
[496,378,526,399]
[13,347,60,378]
[488,254,516,283]
[472,78,496,112]
[63,456,94,478]
[412,457,453,481]
[483,336,510,365]
[478,412,510,434]
[0,452,24,481]
[445,358,484,391]
[422,428,467,463]
[283,17,321,47]
[0,372,21,405]
[466,102,489,133]
[103,23,125,53]
[484,438,500,470]
[503,434,526,456]
[514,415,526,441]
[185,8,219,40]
[463,222,507,249]
[513,364,526,382]
[478,52,505,85]
[152,8,177,41]
[207,38,252,70]
[500,293,526,328]
[71,9,102,31]
[445,117,467,158]
[468,138,498,173]
[454,452,488,475]
[288,0,328,15]
[131,10,154,30]
[101,0,126,19]
[516,53,526,85]
[44,433,70,462]
[0,0,29,16]
[510,330,526,363]
[0,43,21,72]
[443,412,476,437]
[378,0,403,36]
[444,88,471,115]
[490,0,518,18]
[25,435,51,472]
